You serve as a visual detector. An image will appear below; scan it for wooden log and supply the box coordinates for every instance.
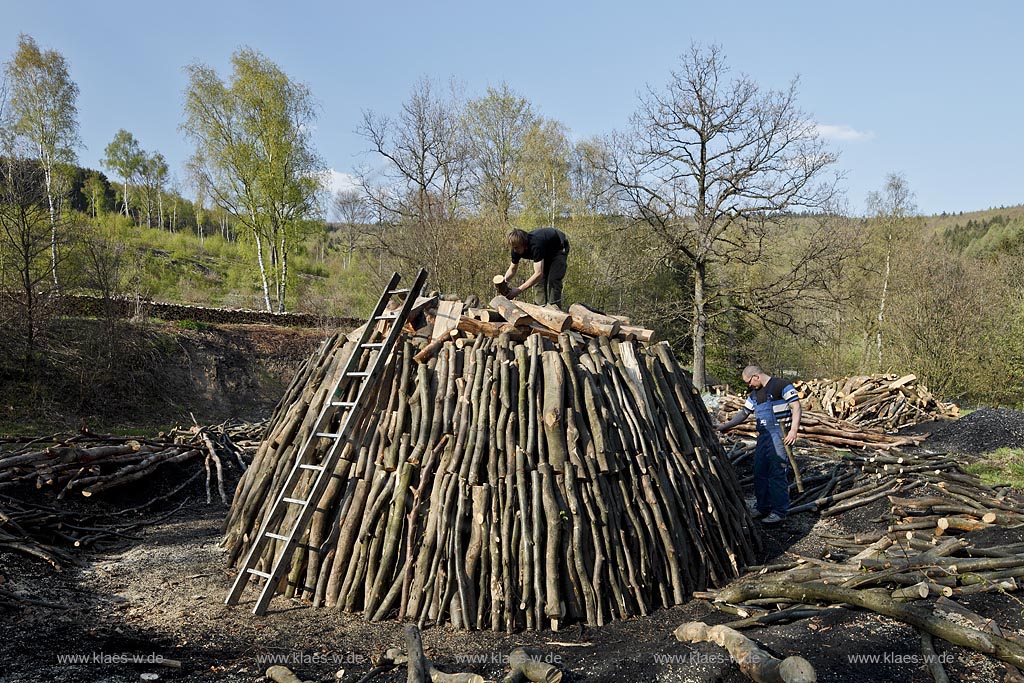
[490,296,534,328]
[567,304,620,337]
[457,316,529,341]
[266,666,314,683]
[512,301,572,333]
[919,630,950,683]
[717,580,1024,669]
[433,301,464,341]
[675,621,816,683]
[617,325,656,343]
[404,624,428,683]
[493,275,511,296]
[500,647,563,683]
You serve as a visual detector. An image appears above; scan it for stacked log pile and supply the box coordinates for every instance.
[792,374,959,430]
[689,450,1024,678]
[0,420,261,585]
[223,299,757,631]
[711,393,925,451]
[0,420,263,500]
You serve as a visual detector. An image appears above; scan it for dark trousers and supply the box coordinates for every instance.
[753,430,790,517]
[539,250,568,308]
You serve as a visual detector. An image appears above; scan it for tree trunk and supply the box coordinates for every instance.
[875,237,891,372]
[253,229,273,312]
[279,232,288,313]
[692,261,707,390]
[42,157,59,290]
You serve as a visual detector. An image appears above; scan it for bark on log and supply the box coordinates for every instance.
[567,304,620,337]
[675,621,816,683]
[716,580,1024,669]
[490,296,534,328]
[512,301,572,333]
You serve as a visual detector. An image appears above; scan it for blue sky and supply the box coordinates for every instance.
[2,0,1020,216]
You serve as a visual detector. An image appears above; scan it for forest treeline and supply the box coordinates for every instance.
[1,34,1021,415]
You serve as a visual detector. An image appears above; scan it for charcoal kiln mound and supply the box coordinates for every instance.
[222,295,757,631]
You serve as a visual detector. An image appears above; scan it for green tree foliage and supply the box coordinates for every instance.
[102,129,144,218]
[182,47,326,312]
[606,43,842,388]
[138,151,168,229]
[885,239,1020,402]
[464,83,536,222]
[863,173,918,371]
[4,34,80,289]
[518,118,572,227]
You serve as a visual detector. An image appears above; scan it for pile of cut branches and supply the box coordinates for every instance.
[0,420,263,608]
[689,448,1024,680]
[793,373,959,430]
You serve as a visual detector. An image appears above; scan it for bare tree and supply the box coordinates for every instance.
[607,44,842,388]
[0,153,61,365]
[331,188,371,268]
[357,76,472,291]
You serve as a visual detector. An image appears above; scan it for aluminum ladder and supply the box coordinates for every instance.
[225,268,428,615]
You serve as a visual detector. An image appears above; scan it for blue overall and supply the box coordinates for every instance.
[753,400,790,518]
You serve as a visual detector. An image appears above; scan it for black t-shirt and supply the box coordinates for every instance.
[510,227,569,264]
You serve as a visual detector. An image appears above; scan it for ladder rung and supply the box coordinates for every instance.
[388,288,410,295]
[330,401,356,408]
[247,569,272,579]
[361,343,384,349]
[299,464,325,471]
[375,312,399,320]
[315,432,341,439]
[347,371,370,377]
[265,533,290,541]
[282,497,308,506]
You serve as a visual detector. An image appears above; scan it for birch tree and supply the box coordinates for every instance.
[865,173,916,371]
[182,47,325,312]
[102,129,144,219]
[138,151,168,229]
[463,83,536,222]
[607,44,841,389]
[4,34,80,289]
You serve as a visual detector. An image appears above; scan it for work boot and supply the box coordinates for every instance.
[761,512,785,525]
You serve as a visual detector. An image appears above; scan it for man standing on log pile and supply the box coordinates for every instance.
[717,366,802,525]
[503,227,570,308]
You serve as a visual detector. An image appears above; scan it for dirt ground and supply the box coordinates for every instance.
[3,440,1021,683]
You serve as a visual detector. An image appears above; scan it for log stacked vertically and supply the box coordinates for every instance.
[223,319,757,630]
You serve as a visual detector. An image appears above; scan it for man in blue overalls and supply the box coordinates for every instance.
[717,365,802,525]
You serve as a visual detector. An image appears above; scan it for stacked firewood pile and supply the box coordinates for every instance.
[223,295,757,631]
[710,393,925,451]
[0,419,263,501]
[792,373,959,430]
[688,455,1024,678]
[0,420,263,597]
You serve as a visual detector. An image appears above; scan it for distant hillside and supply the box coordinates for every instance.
[923,204,1024,255]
